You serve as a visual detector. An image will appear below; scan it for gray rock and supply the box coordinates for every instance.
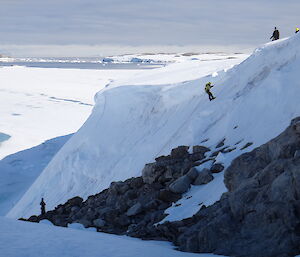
[129,177,144,189]
[155,155,176,166]
[158,189,181,202]
[142,163,161,184]
[124,189,137,200]
[193,168,214,185]
[189,152,206,162]
[93,218,106,227]
[170,146,189,159]
[126,202,143,216]
[210,163,224,173]
[186,168,199,181]
[110,181,128,194]
[168,175,191,194]
[192,145,210,154]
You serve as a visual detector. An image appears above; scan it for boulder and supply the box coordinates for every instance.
[170,146,189,159]
[126,202,143,216]
[210,163,224,173]
[129,177,144,189]
[192,145,210,154]
[110,181,128,194]
[168,175,191,194]
[189,152,206,162]
[142,163,163,184]
[158,189,181,202]
[193,168,214,185]
[186,168,199,181]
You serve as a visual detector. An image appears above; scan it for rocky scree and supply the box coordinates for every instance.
[26,144,222,238]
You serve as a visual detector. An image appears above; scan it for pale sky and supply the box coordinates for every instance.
[0,0,299,56]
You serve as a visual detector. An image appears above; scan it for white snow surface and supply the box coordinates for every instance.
[0,66,140,160]
[8,35,300,219]
[0,217,224,257]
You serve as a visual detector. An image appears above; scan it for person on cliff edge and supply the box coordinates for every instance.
[40,198,46,215]
[270,27,280,41]
[205,82,216,101]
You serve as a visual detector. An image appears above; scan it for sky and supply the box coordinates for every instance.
[0,0,299,56]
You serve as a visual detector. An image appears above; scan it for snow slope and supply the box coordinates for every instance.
[0,134,71,216]
[8,35,300,219]
[0,217,223,257]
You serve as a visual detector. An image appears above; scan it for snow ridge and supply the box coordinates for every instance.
[8,34,300,219]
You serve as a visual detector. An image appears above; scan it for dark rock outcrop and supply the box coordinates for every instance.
[174,117,300,257]
[27,145,212,237]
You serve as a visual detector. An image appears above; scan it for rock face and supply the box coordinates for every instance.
[24,118,300,257]
[174,117,300,257]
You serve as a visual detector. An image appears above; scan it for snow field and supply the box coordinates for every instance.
[0,217,224,257]
[0,66,140,159]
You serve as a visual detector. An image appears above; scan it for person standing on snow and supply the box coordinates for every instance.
[270,27,280,41]
[205,82,216,101]
[40,198,46,215]
[296,28,299,34]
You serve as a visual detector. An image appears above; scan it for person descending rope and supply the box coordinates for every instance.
[296,28,299,34]
[270,27,280,41]
[205,82,216,101]
[40,198,46,215]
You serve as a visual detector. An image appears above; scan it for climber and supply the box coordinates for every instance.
[296,28,299,34]
[205,82,216,101]
[270,27,280,41]
[40,198,46,215]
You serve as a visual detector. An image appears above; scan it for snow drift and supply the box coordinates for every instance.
[8,35,300,218]
[1,217,220,257]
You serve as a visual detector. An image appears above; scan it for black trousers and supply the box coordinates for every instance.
[206,90,215,101]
